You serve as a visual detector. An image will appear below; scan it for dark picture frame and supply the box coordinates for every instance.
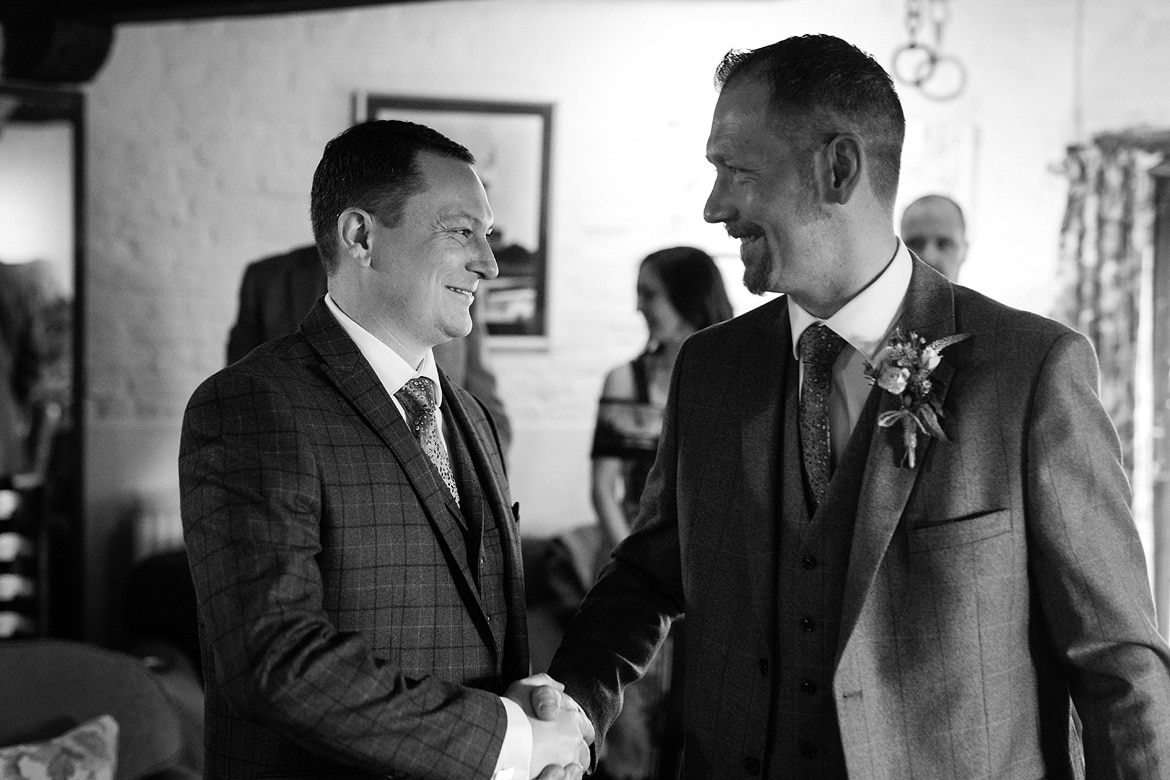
[358,94,554,341]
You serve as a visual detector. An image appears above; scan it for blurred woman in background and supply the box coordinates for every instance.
[591,246,734,550]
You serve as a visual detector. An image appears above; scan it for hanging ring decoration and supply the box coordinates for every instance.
[892,41,936,87]
[916,54,966,101]
[890,0,966,101]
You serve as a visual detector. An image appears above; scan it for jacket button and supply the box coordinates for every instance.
[799,616,817,632]
[743,756,761,775]
[799,742,819,759]
[800,679,817,696]
[758,658,769,676]
[800,554,818,569]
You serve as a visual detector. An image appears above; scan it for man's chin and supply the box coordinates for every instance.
[743,275,771,296]
[440,317,474,342]
[741,248,773,295]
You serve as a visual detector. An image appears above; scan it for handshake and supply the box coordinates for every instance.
[504,673,595,780]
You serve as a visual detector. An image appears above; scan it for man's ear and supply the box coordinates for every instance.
[823,134,863,205]
[338,208,374,267]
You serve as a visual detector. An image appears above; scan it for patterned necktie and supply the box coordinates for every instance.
[798,323,847,510]
[395,377,460,506]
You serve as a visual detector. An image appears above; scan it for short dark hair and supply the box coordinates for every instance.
[714,34,905,210]
[309,120,475,273]
[641,246,734,331]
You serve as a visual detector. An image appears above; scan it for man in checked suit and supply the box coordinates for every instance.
[545,34,1170,777]
[180,120,590,779]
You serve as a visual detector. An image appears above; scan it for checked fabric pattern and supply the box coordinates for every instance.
[798,323,847,510]
[396,377,461,506]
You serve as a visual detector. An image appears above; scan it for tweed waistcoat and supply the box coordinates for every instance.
[771,361,879,777]
[446,409,509,660]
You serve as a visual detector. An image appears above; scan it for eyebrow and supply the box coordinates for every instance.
[440,208,486,223]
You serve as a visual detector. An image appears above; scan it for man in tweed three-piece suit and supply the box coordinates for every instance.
[180,121,590,779]
[546,35,1170,778]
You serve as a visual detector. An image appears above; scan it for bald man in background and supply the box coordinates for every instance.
[899,193,968,281]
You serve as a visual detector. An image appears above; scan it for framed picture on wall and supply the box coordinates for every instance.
[357,93,554,343]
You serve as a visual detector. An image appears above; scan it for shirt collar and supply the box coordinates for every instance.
[788,239,913,362]
[323,292,442,404]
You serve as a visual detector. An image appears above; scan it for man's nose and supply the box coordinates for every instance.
[476,240,499,280]
[704,179,732,224]
[919,241,942,261]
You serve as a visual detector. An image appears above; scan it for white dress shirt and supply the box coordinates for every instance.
[787,241,914,467]
[324,293,534,779]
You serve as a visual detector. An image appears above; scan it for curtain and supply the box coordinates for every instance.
[1057,138,1167,616]
[1056,141,1162,480]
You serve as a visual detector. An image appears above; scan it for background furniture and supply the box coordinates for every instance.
[0,639,198,779]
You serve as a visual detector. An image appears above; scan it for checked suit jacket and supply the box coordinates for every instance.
[180,299,527,779]
[550,258,1170,778]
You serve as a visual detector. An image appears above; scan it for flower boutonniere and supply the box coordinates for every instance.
[864,328,971,468]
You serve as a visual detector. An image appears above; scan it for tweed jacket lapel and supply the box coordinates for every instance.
[738,300,792,629]
[838,262,958,655]
[299,300,480,602]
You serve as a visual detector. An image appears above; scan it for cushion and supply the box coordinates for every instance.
[0,715,118,780]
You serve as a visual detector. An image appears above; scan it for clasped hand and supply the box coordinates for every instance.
[504,673,594,780]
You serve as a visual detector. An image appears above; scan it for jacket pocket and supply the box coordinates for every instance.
[908,509,1011,553]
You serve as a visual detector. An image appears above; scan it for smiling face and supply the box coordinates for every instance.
[703,77,835,303]
[358,150,497,360]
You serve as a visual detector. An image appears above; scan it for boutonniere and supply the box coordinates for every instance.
[864,328,971,468]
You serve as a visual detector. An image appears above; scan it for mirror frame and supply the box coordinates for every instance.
[0,79,86,639]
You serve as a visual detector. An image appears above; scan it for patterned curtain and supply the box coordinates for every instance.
[1055,141,1162,480]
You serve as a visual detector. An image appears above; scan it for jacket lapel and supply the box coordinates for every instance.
[838,261,959,655]
[739,300,791,631]
[299,301,480,602]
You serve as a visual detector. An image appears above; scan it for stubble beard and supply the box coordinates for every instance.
[741,239,774,296]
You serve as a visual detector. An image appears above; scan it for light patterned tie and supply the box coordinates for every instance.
[799,324,847,510]
[395,377,460,506]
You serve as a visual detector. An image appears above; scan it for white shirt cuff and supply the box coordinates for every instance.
[492,695,533,780]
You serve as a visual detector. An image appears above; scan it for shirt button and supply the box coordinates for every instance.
[758,658,770,676]
[743,756,761,775]
[799,617,817,632]
[799,742,819,759]
[800,554,818,570]
[800,679,818,696]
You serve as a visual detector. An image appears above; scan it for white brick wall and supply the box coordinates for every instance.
[78,0,1170,640]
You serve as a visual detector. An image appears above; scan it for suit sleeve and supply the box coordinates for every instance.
[548,342,687,754]
[179,369,507,778]
[1025,330,1170,774]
